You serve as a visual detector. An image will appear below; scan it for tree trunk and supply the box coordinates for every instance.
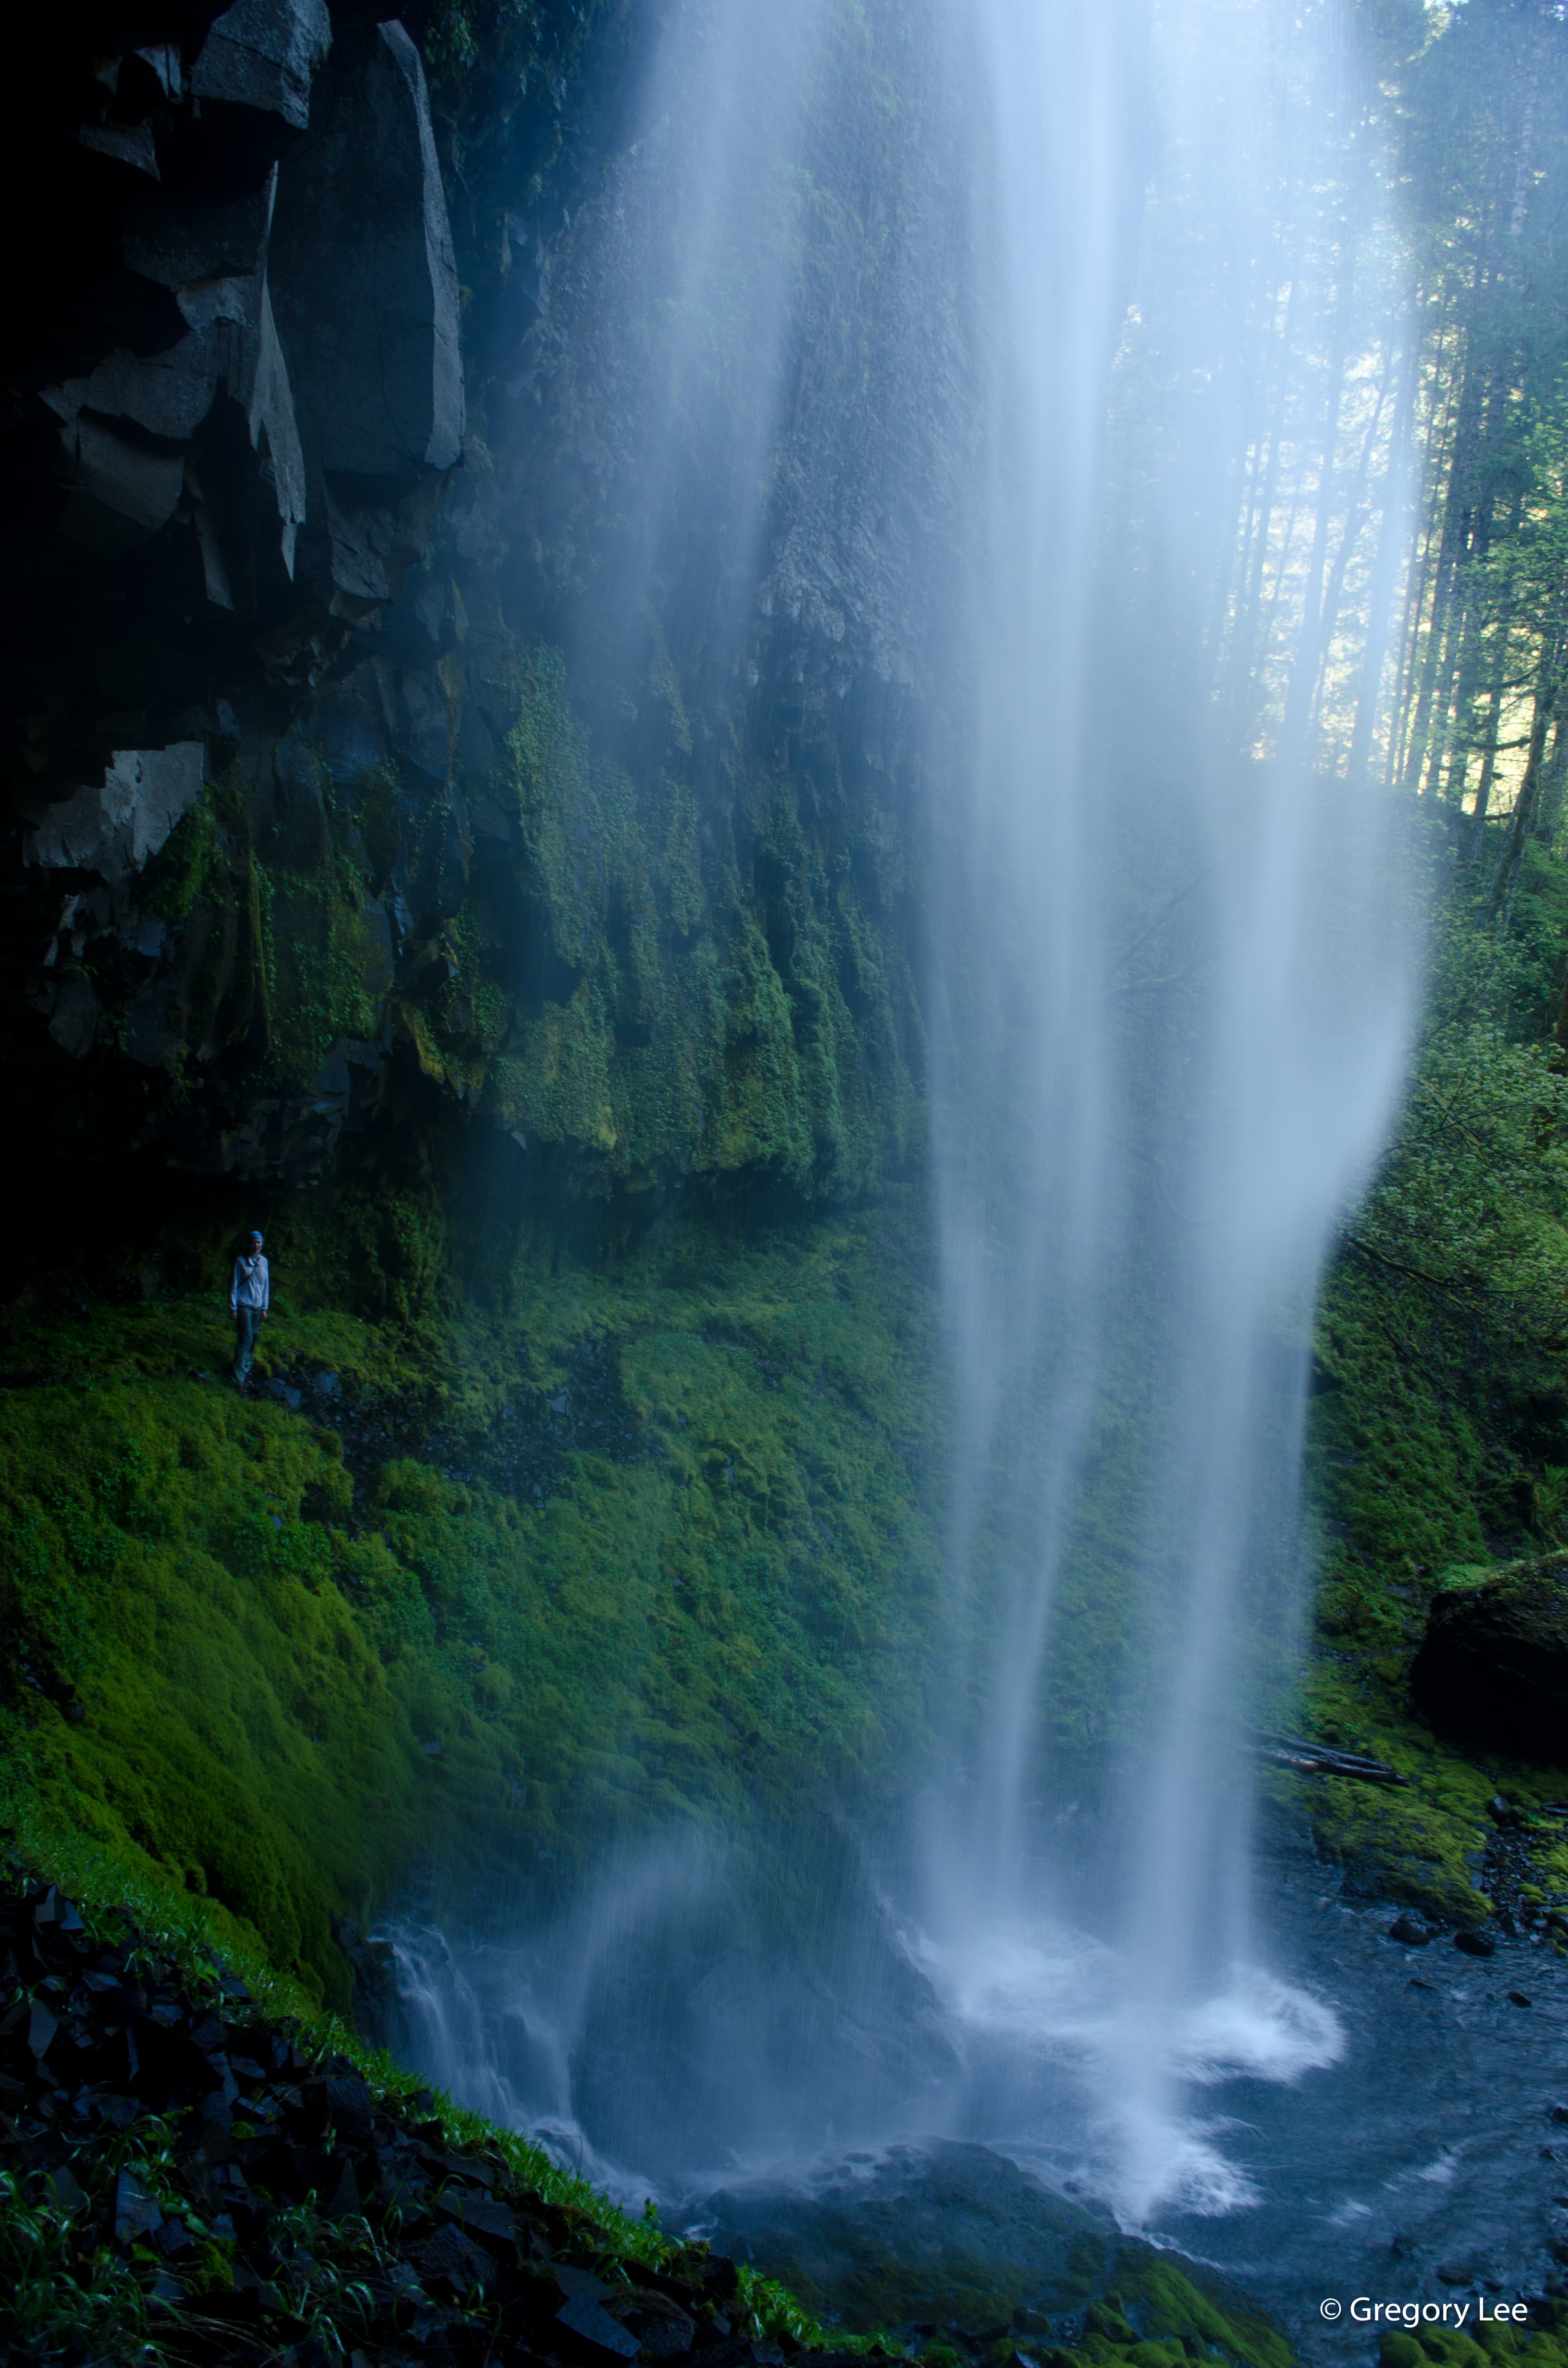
[1489,636,1561,924]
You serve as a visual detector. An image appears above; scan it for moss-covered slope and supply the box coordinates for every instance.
[0,1197,942,2008]
[1287,838,1568,1922]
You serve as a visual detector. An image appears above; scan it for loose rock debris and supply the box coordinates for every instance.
[0,1874,869,2367]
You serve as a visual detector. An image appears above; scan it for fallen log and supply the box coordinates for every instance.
[1246,1727,1409,1785]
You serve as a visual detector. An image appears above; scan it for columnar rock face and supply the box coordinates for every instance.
[1,0,463,827]
[0,0,928,1220]
[0,0,473,1185]
[270,20,465,488]
[266,17,465,619]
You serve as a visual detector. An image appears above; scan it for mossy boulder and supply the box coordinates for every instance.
[704,2140,1289,2368]
[1412,1556,1568,1765]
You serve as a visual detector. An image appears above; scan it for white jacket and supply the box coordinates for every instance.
[231,1253,270,1315]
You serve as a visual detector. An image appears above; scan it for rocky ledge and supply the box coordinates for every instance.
[0,1871,840,2367]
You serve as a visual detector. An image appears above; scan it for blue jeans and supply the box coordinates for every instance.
[233,1305,264,1387]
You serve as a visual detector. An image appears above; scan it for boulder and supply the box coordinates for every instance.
[1411,1555,1568,1765]
[47,973,99,1060]
[54,414,186,555]
[122,177,277,290]
[190,0,332,131]
[27,744,206,882]
[46,197,306,591]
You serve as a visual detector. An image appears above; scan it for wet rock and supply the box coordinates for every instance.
[1387,1912,1435,1946]
[115,2167,162,2239]
[3,0,461,892]
[330,1914,398,2045]
[1454,1927,1496,1958]
[268,17,463,619]
[607,2289,700,2359]
[1411,1557,1568,1765]
[707,2140,1115,2337]
[55,416,186,554]
[45,2163,90,2213]
[561,2267,616,2299]
[191,0,333,130]
[416,2216,494,2288]
[27,745,206,884]
[439,2184,519,2242]
[0,1867,774,2368]
[559,2284,645,2356]
[45,972,99,1059]
[320,2070,375,2140]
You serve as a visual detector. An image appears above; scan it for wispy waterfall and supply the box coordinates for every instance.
[921,0,1418,2216]
[396,0,1420,2226]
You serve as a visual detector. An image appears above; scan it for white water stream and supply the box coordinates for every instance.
[394,0,1422,2241]
[919,0,1418,2219]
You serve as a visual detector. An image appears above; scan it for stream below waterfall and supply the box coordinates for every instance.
[1031,1858,1568,2358]
[385,1849,1568,2359]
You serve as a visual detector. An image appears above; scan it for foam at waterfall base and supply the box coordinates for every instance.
[912,1916,1343,2221]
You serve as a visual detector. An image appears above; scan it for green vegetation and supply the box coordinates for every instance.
[723,2154,1292,2368]
[0,1195,942,2007]
[104,619,921,1209]
[1239,0,1568,1909]
[1378,2320,1568,2368]
[1292,836,1568,1913]
[21,6,1568,2360]
[473,643,920,1192]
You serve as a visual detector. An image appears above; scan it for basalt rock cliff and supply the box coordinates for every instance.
[2,0,937,1261]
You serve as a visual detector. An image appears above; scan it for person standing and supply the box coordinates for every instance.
[230,1229,270,1390]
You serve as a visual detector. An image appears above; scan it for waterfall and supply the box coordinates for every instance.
[917,0,1417,2220]
[910,0,1421,2220]
[395,0,1419,2226]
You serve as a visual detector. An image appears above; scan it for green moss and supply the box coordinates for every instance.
[0,1197,943,2002]
[141,791,223,925]
[0,1373,448,2004]
[1297,849,1568,1911]
[1100,2251,1290,2368]
[263,858,383,1088]
[462,641,922,1194]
